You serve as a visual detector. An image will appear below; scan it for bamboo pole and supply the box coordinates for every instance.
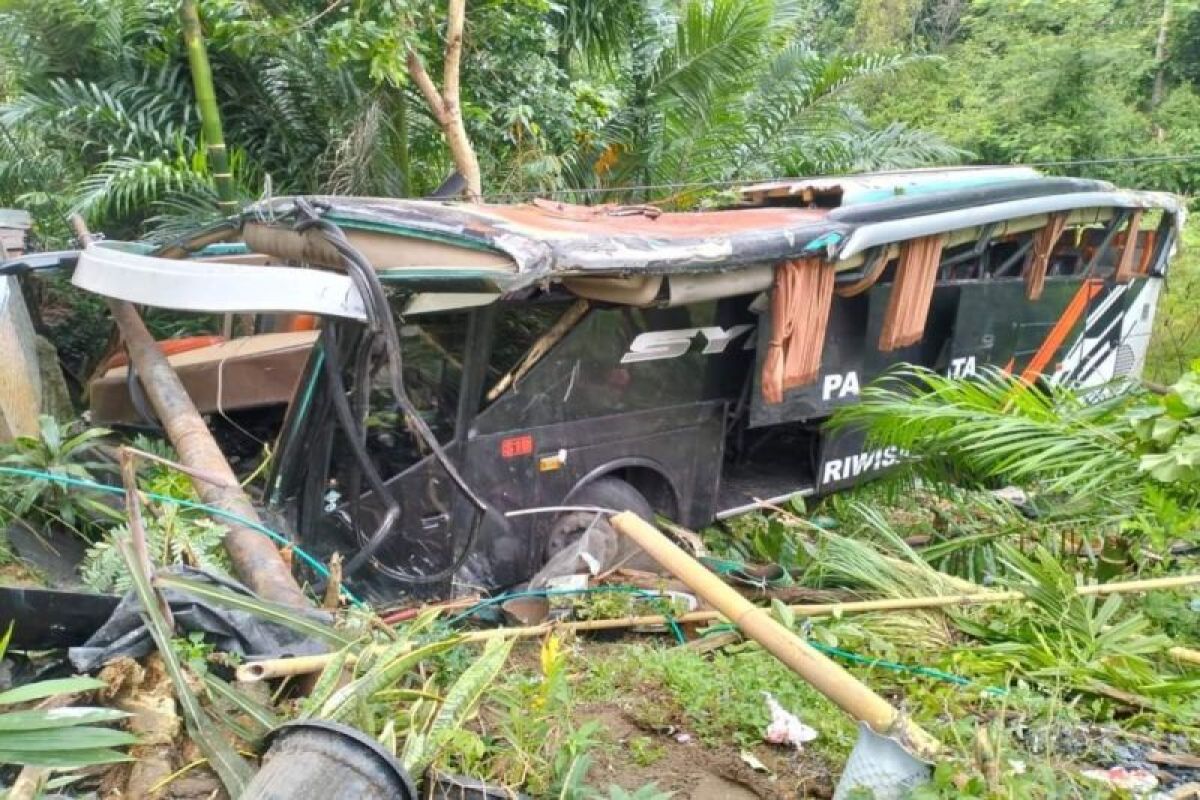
[1169,647,1200,667]
[611,511,942,760]
[236,570,1200,683]
[238,653,347,682]
[179,0,236,213]
[106,299,308,606]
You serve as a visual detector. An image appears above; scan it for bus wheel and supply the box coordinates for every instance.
[545,478,656,573]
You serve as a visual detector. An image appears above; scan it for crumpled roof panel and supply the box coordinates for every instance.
[241,170,1183,290]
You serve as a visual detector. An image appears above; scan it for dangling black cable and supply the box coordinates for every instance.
[289,200,499,584]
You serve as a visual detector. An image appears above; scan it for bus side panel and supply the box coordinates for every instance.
[749,281,961,426]
[811,275,1163,493]
[474,300,753,434]
[1059,276,1162,389]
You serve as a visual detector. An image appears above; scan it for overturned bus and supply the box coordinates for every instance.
[73,168,1184,602]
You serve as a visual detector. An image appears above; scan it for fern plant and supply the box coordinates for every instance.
[81,504,230,593]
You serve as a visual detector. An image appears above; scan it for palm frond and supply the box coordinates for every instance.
[69,154,213,223]
[831,366,1142,505]
[649,0,774,118]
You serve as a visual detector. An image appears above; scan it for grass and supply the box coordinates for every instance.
[1145,213,1200,383]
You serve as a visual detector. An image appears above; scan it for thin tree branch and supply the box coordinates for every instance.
[443,0,465,109]
[404,1,482,201]
[406,48,447,122]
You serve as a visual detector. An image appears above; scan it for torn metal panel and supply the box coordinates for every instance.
[738,166,1044,207]
[832,189,1184,261]
[72,241,367,318]
[238,177,1182,295]
[243,195,835,283]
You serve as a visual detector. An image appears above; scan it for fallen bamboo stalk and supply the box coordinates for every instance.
[71,216,308,608]
[611,511,942,760]
[236,570,1200,683]
[1169,646,1200,667]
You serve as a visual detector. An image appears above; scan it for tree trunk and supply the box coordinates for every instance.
[1152,0,1171,141]
[180,0,237,213]
[406,0,483,201]
[395,93,410,196]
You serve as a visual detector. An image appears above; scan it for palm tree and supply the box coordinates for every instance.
[0,0,959,241]
[553,0,962,201]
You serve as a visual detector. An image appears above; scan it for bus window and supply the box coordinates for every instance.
[484,300,576,397]
[357,311,468,477]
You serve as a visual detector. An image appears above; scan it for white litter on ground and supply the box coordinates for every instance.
[761,691,818,749]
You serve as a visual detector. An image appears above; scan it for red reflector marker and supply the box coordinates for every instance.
[500,435,534,459]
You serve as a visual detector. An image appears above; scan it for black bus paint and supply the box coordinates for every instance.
[267,264,1162,604]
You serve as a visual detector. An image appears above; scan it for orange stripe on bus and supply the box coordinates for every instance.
[1019,279,1105,383]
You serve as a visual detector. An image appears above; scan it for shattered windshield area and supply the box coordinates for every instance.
[362,310,467,478]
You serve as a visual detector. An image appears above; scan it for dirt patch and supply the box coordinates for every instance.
[580,702,836,799]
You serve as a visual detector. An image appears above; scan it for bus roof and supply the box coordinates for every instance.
[72,168,1184,317]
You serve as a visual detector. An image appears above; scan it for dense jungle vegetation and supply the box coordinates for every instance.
[5,2,1200,798]
[1,0,1198,247]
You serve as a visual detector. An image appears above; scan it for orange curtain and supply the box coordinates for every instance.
[761,257,836,404]
[1136,229,1158,276]
[1114,209,1144,284]
[1023,212,1068,301]
[878,234,946,352]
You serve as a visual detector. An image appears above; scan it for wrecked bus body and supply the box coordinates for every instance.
[72,168,1184,603]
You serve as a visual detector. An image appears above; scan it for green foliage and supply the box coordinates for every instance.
[573,0,958,196]
[854,0,1200,194]
[436,634,603,796]
[952,545,1181,704]
[0,0,953,240]
[1146,217,1200,383]
[581,640,855,751]
[81,503,230,593]
[400,635,516,775]
[1128,362,1200,495]
[0,415,115,537]
[0,624,135,769]
[832,367,1143,508]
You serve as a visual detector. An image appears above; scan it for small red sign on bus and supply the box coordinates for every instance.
[500,434,534,459]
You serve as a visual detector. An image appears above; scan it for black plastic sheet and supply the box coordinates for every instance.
[69,566,328,673]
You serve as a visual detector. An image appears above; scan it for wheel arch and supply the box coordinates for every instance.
[563,457,681,519]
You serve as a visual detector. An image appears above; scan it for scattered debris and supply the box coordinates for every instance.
[68,566,327,674]
[739,749,771,774]
[1080,766,1160,794]
[761,691,818,749]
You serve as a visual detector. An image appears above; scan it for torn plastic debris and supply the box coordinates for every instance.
[762,691,818,749]
[529,520,613,588]
[833,722,931,800]
[1079,766,1160,795]
[69,566,329,673]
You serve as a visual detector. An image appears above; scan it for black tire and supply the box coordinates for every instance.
[545,477,656,572]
